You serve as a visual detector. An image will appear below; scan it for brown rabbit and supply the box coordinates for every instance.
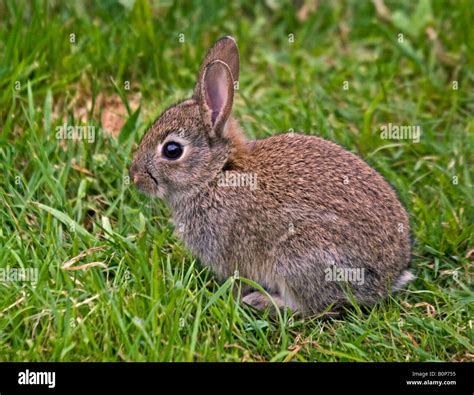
[130,36,413,316]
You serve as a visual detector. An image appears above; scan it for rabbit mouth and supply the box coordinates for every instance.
[145,168,159,186]
[130,166,161,197]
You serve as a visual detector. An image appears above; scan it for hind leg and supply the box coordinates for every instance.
[274,245,360,315]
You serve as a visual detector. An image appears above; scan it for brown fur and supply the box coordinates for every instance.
[130,37,412,316]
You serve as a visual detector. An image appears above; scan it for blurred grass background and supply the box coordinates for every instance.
[0,0,472,361]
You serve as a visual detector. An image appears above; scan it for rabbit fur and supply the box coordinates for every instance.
[130,37,413,316]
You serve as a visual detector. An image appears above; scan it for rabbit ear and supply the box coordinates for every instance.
[194,36,239,98]
[199,60,234,136]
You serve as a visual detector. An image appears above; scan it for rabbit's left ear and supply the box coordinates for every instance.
[198,60,234,137]
[194,36,239,98]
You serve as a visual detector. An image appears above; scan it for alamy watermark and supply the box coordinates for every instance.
[55,123,95,143]
[18,369,55,389]
[324,265,365,285]
[217,172,258,191]
[380,123,421,143]
[0,266,38,285]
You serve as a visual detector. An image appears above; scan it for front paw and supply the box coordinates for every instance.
[242,291,272,311]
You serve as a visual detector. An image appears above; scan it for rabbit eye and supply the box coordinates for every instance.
[162,141,183,160]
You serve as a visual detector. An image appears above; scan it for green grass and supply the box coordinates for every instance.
[0,0,473,362]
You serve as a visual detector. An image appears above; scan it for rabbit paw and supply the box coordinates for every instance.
[242,291,285,311]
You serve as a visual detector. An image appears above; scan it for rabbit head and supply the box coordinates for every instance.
[130,37,246,202]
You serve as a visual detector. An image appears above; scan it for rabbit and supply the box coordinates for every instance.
[129,36,413,316]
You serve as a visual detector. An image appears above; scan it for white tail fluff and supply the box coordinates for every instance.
[392,270,415,291]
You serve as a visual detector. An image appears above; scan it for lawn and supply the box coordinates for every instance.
[0,0,472,362]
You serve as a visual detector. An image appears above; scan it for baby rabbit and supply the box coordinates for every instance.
[130,36,413,316]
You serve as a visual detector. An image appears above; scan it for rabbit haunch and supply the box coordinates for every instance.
[130,36,413,316]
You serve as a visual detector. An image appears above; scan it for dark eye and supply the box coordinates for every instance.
[162,141,183,160]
